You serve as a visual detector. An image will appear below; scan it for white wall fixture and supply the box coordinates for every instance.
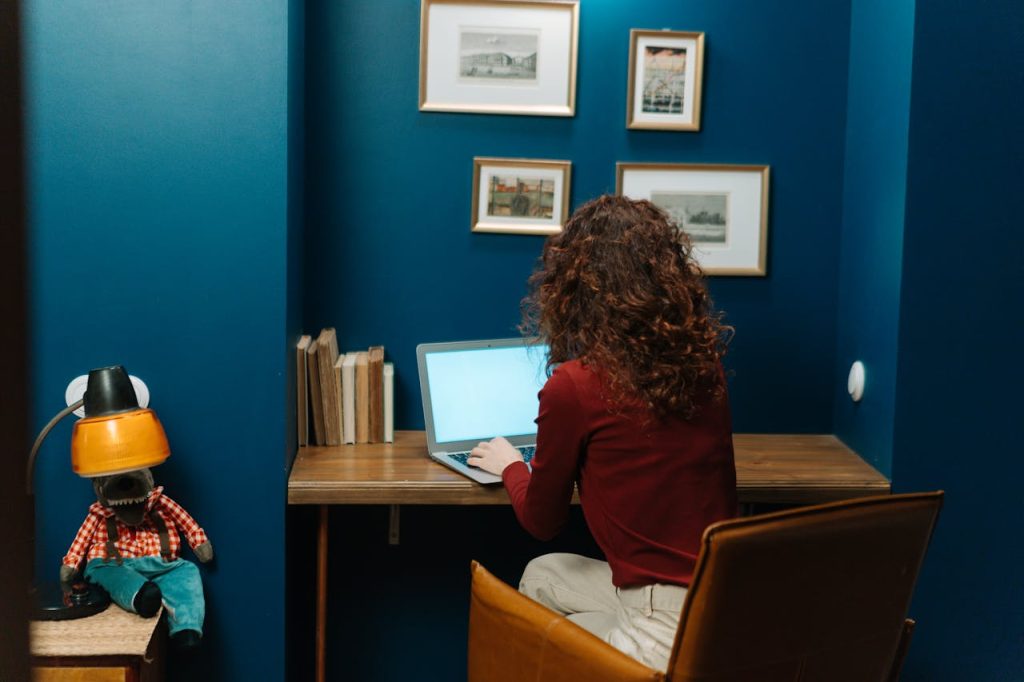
[848,361,866,402]
[66,374,151,417]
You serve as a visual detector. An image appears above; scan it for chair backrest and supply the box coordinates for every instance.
[468,561,664,682]
[667,492,943,682]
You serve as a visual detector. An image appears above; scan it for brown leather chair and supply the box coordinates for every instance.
[468,492,942,682]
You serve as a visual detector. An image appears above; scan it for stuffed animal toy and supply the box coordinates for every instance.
[60,467,213,648]
[56,366,213,650]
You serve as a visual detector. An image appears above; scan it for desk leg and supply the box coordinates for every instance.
[317,505,328,682]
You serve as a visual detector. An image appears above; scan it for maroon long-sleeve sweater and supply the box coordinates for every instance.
[502,359,737,587]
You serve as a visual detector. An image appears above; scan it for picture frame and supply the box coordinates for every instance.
[419,0,580,116]
[472,157,572,235]
[617,163,770,275]
[626,30,705,131]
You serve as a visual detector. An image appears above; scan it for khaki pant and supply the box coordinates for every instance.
[519,553,687,672]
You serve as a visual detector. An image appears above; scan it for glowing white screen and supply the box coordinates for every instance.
[425,345,549,444]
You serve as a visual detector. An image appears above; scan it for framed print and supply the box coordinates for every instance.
[626,30,705,131]
[617,163,770,275]
[420,0,580,116]
[472,157,571,234]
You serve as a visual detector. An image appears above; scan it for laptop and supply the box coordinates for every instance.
[416,338,550,484]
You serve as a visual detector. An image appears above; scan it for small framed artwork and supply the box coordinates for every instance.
[626,30,705,131]
[420,0,580,116]
[617,163,770,275]
[472,157,572,235]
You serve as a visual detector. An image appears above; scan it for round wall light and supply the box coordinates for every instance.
[848,361,866,402]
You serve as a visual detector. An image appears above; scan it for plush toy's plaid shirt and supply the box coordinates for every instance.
[62,486,209,568]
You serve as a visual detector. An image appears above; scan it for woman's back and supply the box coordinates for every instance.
[504,358,736,587]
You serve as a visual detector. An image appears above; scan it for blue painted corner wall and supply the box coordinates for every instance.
[833,0,915,476]
[24,2,295,680]
[304,0,852,436]
[893,0,1024,678]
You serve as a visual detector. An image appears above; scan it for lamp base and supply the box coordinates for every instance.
[33,580,111,621]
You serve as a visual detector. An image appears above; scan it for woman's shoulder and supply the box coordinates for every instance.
[538,360,595,423]
[543,359,605,405]
[548,359,596,387]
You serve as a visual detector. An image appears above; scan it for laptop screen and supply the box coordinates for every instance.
[424,344,550,445]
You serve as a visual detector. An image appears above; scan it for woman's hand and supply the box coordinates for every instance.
[467,436,524,476]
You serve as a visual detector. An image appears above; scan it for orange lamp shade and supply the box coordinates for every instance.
[71,408,170,477]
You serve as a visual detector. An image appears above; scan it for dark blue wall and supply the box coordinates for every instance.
[304,0,853,434]
[284,0,306,676]
[25,2,293,680]
[286,0,306,459]
[893,0,1024,678]
[299,1,852,679]
[832,0,915,476]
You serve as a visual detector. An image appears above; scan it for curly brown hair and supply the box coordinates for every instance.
[520,195,732,420]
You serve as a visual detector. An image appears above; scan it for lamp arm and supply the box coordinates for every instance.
[26,399,84,495]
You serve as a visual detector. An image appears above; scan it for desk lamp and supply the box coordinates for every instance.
[28,365,169,620]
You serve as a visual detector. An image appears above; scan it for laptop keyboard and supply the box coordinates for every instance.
[448,445,536,468]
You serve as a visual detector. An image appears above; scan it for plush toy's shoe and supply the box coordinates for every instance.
[133,581,162,618]
[170,629,202,651]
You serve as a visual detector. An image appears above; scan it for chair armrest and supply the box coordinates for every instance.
[468,561,663,682]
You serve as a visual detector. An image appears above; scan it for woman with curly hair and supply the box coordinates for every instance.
[468,194,737,671]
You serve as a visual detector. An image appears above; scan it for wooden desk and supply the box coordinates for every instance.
[289,431,889,506]
[288,430,888,682]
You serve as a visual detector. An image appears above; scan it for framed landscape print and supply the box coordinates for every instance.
[617,163,770,275]
[472,157,571,234]
[627,30,705,131]
[420,0,580,116]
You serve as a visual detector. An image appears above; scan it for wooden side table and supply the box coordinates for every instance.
[31,605,165,682]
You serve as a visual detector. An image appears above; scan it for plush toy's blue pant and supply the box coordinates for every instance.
[85,557,204,636]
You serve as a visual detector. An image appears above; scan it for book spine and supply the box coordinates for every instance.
[383,362,394,443]
[342,353,356,445]
[307,340,324,446]
[368,346,384,444]
[355,352,369,444]
[317,329,341,446]
[296,336,310,447]
[333,356,344,446]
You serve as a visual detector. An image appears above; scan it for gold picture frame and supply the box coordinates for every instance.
[626,29,705,131]
[616,162,770,275]
[472,157,572,235]
[420,0,580,116]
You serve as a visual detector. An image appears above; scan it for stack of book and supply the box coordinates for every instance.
[295,329,394,447]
